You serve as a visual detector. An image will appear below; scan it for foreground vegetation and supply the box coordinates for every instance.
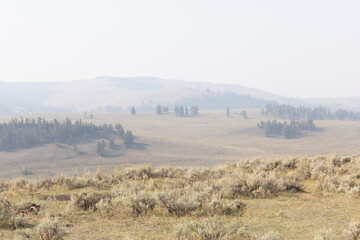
[1,153,360,239]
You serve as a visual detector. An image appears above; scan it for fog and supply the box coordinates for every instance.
[0,1,359,98]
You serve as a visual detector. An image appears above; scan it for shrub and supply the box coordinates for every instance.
[69,191,103,211]
[0,179,10,192]
[158,190,201,217]
[36,178,55,189]
[35,217,66,240]
[95,198,113,217]
[0,197,26,230]
[153,167,186,179]
[122,190,156,215]
[175,217,246,240]
[15,201,40,215]
[252,230,280,240]
[16,228,33,240]
[123,166,154,180]
[343,221,360,240]
[283,175,304,192]
[0,197,13,228]
[225,172,286,198]
[207,197,246,216]
[313,228,337,240]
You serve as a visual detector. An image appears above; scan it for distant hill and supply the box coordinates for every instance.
[0,77,359,115]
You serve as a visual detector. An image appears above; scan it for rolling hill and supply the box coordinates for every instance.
[0,77,359,115]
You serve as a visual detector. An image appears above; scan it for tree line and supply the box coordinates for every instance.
[263,103,360,121]
[154,104,199,116]
[174,105,199,116]
[179,92,273,110]
[257,119,315,139]
[0,117,132,151]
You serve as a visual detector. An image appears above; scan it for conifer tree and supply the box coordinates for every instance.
[131,106,136,115]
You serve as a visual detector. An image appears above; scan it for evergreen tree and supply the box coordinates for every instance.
[282,125,291,139]
[115,123,124,136]
[190,105,199,115]
[0,117,130,151]
[123,131,133,147]
[131,106,136,115]
[241,110,247,119]
[109,139,115,149]
[156,104,162,114]
[179,106,184,116]
[226,107,230,117]
[96,142,105,157]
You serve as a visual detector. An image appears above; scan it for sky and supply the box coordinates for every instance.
[0,0,359,99]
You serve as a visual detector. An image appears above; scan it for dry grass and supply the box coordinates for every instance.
[1,110,360,178]
[0,154,360,239]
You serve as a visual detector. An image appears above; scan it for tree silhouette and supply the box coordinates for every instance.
[131,106,136,115]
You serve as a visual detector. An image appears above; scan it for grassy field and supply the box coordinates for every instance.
[0,109,360,178]
[1,154,360,239]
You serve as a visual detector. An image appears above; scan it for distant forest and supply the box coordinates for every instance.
[178,92,273,110]
[0,117,130,151]
[257,119,316,139]
[264,103,360,121]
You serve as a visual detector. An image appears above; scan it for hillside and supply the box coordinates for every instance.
[1,77,359,115]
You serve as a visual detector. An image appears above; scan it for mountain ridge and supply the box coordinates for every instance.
[0,77,358,115]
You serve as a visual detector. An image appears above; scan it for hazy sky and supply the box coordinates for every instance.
[0,1,359,98]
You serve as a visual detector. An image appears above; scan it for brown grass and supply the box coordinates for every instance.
[1,110,360,179]
[1,154,360,239]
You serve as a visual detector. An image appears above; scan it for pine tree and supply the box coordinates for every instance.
[115,123,124,136]
[241,110,247,119]
[131,106,136,115]
[282,125,291,139]
[226,107,230,117]
[96,142,105,157]
[109,139,115,149]
[123,131,133,147]
[156,104,162,114]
